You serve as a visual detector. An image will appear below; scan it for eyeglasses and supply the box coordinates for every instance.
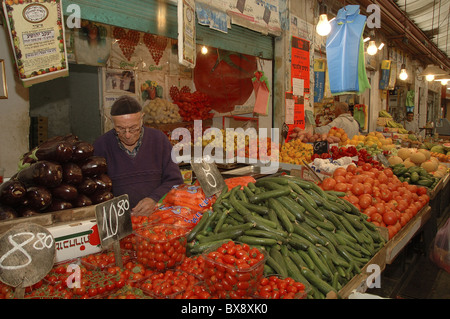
[114,124,142,135]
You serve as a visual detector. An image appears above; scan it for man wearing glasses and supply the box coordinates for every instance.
[93,95,183,214]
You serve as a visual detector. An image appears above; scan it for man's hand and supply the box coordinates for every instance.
[132,197,156,215]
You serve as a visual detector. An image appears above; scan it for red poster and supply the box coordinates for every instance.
[286,36,309,139]
[285,92,305,142]
[291,36,310,94]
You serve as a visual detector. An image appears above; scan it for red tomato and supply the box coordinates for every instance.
[383,211,398,226]
[358,194,373,209]
[351,183,365,196]
[321,177,337,191]
[334,182,348,192]
[333,167,347,178]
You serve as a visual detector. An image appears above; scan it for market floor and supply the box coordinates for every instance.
[367,207,450,299]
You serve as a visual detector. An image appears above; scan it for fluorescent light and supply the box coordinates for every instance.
[363,37,371,42]
[378,43,385,50]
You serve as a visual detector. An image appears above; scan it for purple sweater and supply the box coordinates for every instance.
[93,127,183,208]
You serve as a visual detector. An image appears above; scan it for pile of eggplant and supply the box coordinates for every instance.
[0,134,114,220]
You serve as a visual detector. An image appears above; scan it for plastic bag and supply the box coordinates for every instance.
[429,217,450,273]
[150,205,204,229]
[162,184,213,212]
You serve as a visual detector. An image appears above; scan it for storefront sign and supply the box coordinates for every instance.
[2,0,69,87]
[178,0,196,68]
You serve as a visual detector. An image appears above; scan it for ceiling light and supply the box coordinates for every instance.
[316,14,331,36]
[378,43,385,50]
[367,41,378,55]
[420,64,448,80]
[201,46,208,54]
[399,64,408,81]
[363,37,371,43]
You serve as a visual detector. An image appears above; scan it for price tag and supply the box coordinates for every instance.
[376,154,390,167]
[191,156,226,198]
[313,141,329,155]
[95,195,132,249]
[0,223,55,297]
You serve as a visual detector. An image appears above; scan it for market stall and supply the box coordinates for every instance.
[0,128,448,300]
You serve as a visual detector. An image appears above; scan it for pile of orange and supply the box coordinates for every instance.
[327,127,350,146]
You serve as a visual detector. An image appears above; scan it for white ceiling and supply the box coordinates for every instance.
[394,0,450,59]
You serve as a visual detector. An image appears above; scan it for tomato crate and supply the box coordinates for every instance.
[202,241,267,299]
[132,224,189,271]
[104,259,156,287]
[253,275,310,299]
[80,249,135,270]
[106,285,152,299]
[139,270,201,299]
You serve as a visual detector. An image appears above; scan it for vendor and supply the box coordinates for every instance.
[314,102,360,139]
[404,111,419,135]
[93,95,183,214]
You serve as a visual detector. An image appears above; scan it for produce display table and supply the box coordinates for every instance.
[384,205,431,264]
[337,245,387,298]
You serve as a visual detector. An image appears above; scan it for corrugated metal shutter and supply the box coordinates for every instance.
[63,0,273,59]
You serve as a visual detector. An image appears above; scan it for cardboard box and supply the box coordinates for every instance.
[47,219,102,263]
[376,117,390,127]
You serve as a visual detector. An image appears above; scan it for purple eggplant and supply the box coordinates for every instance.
[25,186,52,210]
[0,179,26,206]
[71,141,94,162]
[90,190,114,204]
[46,199,73,212]
[94,174,113,192]
[35,141,73,163]
[16,160,63,188]
[52,183,78,201]
[79,156,107,177]
[0,204,18,220]
[77,177,98,195]
[73,194,93,207]
[62,162,83,185]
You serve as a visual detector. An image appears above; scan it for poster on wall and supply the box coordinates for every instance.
[291,36,310,96]
[74,20,111,66]
[227,0,282,35]
[285,92,305,142]
[2,0,69,87]
[104,68,136,94]
[314,59,326,103]
[178,0,196,68]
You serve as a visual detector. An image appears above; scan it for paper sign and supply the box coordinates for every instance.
[2,0,69,87]
[178,0,196,68]
[292,78,304,96]
[285,98,295,124]
[291,36,310,95]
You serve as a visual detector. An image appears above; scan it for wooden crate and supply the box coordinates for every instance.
[0,204,96,235]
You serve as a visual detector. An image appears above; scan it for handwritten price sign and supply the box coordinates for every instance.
[191,156,226,198]
[0,223,55,290]
[95,195,132,248]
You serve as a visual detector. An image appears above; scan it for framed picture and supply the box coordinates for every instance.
[0,59,7,99]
